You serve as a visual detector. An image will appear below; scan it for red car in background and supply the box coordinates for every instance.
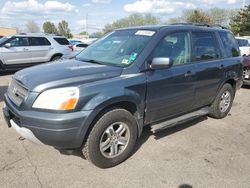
[243,56,250,85]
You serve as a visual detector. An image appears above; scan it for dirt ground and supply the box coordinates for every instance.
[0,73,250,188]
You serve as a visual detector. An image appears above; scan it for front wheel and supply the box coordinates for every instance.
[209,83,235,119]
[82,108,138,168]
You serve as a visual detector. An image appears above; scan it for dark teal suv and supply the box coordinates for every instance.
[3,24,243,168]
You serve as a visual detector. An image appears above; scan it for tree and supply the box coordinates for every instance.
[79,31,89,35]
[43,21,58,34]
[26,20,40,33]
[102,14,160,34]
[184,9,214,24]
[230,5,250,36]
[208,8,238,26]
[58,20,73,38]
[90,32,104,38]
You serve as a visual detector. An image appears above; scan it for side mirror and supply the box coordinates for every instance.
[4,43,11,48]
[150,57,172,70]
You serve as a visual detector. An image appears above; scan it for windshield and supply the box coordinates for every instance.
[76,29,155,67]
[0,37,9,45]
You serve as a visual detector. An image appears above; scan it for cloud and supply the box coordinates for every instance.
[91,0,112,4]
[124,0,196,14]
[202,0,241,5]
[1,0,75,15]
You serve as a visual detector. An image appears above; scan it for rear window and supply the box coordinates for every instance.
[237,39,249,47]
[192,32,220,61]
[53,37,70,45]
[30,37,51,46]
[219,32,240,57]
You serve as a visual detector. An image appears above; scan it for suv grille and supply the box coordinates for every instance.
[8,79,28,106]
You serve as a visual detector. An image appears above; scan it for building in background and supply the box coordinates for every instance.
[0,27,17,36]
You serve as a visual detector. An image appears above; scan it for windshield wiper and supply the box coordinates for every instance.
[80,58,104,65]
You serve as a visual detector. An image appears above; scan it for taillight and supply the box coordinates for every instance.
[68,45,73,51]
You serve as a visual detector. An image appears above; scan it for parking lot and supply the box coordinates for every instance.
[0,73,250,188]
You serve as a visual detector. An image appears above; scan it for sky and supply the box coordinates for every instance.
[0,0,249,34]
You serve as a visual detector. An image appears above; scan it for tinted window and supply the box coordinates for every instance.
[30,37,51,46]
[236,39,249,47]
[77,43,88,48]
[8,37,29,47]
[219,32,240,57]
[53,37,70,45]
[152,32,190,66]
[192,32,220,61]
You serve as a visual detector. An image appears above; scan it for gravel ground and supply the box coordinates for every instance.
[0,73,250,188]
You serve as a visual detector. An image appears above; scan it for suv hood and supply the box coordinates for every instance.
[13,59,123,92]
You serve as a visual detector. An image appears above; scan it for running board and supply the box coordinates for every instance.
[150,107,210,133]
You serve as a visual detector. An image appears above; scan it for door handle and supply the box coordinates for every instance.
[185,71,194,77]
[219,64,224,69]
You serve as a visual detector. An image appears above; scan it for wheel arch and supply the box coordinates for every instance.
[50,53,63,61]
[79,99,144,148]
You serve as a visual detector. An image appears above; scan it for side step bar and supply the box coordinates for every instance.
[150,107,210,133]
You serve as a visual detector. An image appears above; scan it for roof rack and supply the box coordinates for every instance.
[170,23,228,29]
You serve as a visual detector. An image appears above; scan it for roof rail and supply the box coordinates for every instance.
[18,32,61,36]
[170,22,228,29]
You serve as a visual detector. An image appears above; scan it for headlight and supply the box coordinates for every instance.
[33,87,79,110]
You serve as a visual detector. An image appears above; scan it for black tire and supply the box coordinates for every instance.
[209,83,235,119]
[82,108,138,168]
[51,55,61,62]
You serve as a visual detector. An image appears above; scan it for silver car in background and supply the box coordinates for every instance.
[0,33,73,70]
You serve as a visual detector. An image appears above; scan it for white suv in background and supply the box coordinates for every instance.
[236,37,250,56]
[0,34,73,70]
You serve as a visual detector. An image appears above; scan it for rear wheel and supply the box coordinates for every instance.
[82,108,138,168]
[209,83,234,119]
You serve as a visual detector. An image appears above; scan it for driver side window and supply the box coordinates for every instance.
[152,32,190,66]
[8,37,29,47]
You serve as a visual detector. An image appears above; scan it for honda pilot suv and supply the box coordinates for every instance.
[0,34,72,70]
[3,24,243,168]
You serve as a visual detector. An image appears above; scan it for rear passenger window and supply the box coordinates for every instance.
[152,32,190,66]
[192,32,220,61]
[53,38,70,45]
[30,37,51,46]
[219,32,240,57]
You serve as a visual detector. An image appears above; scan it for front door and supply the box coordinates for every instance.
[1,37,31,65]
[145,31,196,124]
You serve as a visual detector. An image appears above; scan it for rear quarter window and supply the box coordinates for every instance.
[53,37,70,45]
[219,32,240,57]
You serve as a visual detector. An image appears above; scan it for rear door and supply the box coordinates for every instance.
[146,31,196,123]
[191,31,224,108]
[1,37,31,65]
[29,37,51,63]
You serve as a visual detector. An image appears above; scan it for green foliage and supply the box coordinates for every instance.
[184,9,214,24]
[58,20,73,38]
[230,5,250,36]
[79,31,89,35]
[102,14,160,34]
[43,21,58,34]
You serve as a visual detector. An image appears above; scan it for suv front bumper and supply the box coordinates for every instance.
[3,94,92,149]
